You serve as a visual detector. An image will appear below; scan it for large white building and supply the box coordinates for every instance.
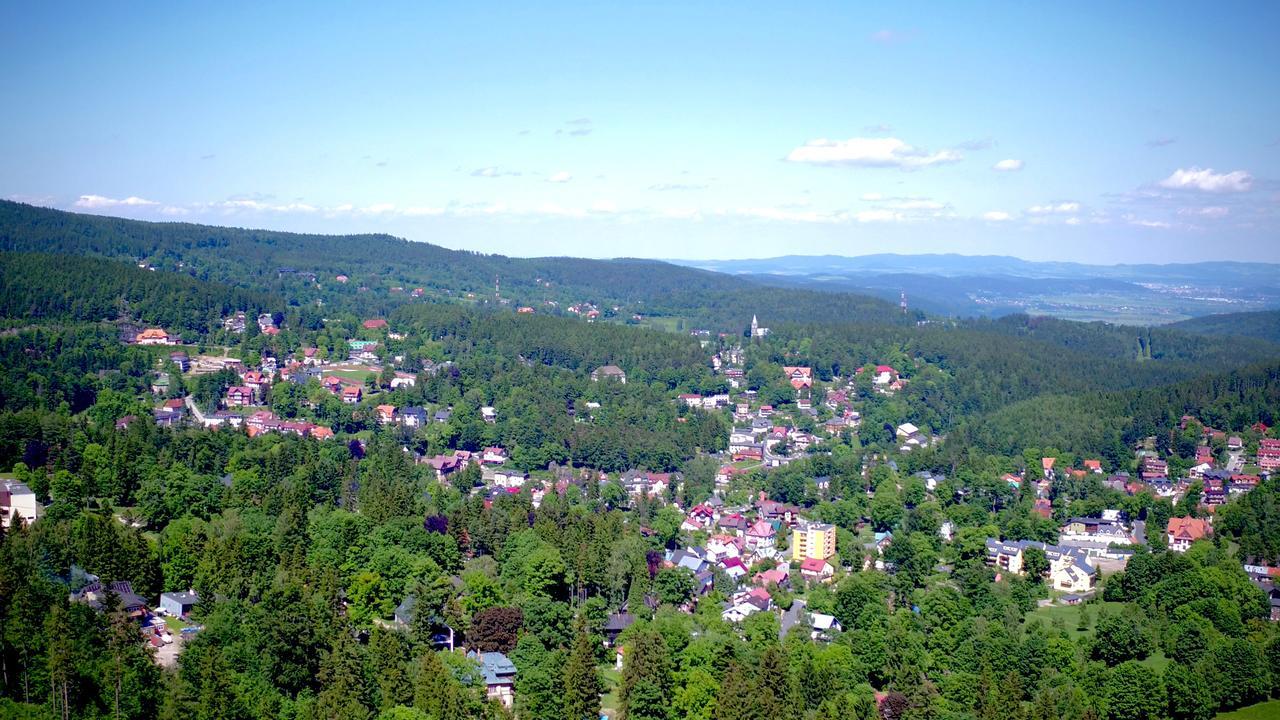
[1,480,41,528]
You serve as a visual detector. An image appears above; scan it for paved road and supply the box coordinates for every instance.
[183,395,207,425]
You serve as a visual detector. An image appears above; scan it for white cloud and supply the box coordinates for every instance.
[74,194,158,209]
[855,209,905,223]
[860,192,884,201]
[1158,167,1252,193]
[982,211,1011,221]
[737,207,844,223]
[470,166,521,178]
[1027,202,1081,215]
[992,159,1024,172]
[548,171,572,183]
[1178,206,1229,218]
[1129,218,1173,229]
[402,206,446,217]
[886,199,944,210]
[785,137,962,169]
[159,206,189,216]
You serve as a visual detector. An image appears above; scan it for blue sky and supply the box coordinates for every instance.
[2,1,1278,262]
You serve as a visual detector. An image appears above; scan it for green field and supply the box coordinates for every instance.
[324,367,379,381]
[1215,700,1280,720]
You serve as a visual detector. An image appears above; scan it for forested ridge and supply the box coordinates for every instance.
[0,200,907,329]
[0,252,278,338]
[1168,310,1280,344]
[949,360,1280,461]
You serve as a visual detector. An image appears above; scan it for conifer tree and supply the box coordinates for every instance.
[563,623,602,720]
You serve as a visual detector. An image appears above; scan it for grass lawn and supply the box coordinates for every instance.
[599,665,621,716]
[1024,602,1171,672]
[324,368,378,382]
[160,615,191,632]
[1024,601,1127,640]
[638,316,687,333]
[1215,700,1280,720]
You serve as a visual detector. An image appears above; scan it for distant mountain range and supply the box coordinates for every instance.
[672,254,1280,324]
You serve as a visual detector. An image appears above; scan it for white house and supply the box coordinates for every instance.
[0,480,41,528]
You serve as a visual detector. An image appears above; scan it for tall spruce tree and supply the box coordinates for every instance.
[563,623,603,720]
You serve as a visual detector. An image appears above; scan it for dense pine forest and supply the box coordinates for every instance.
[0,208,1278,720]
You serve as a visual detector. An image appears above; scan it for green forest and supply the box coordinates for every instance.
[0,209,1278,720]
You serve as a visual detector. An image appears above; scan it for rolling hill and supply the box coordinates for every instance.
[0,200,907,331]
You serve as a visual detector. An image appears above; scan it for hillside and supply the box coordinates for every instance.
[0,252,279,338]
[1168,310,1280,344]
[948,359,1280,462]
[0,200,907,330]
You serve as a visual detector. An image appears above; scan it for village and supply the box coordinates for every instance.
[4,305,1277,716]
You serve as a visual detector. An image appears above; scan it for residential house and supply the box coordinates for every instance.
[225,386,254,407]
[159,591,200,618]
[1258,439,1280,472]
[1230,474,1260,494]
[1042,457,1057,480]
[390,372,417,389]
[482,466,528,489]
[783,366,813,390]
[799,557,835,583]
[591,365,627,383]
[602,613,635,647]
[363,318,389,330]
[426,454,466,481]
[482,447,509,465]
[0,480,41,528]
[1202,478,1228,506]
[72,580,149,619]
[720,556,748,581]
[136,328,175,345]
[242,370,270,393]
[169,351,190,372]
[745,520,777,551]
[341,386,363,404]
[1140,457,1169,480]
[1060,517,1131,544]
[469,652,517,708]
[223,312,247,334]
[753,565,789,588]
[810,612,842,639]
[705,535,743,563]
[375,404,398,425]
[480,406,497,424]
[872,365,897,385]
[1166,516,1211,552]
[401,406,428,428]
[985,538,1098,592]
